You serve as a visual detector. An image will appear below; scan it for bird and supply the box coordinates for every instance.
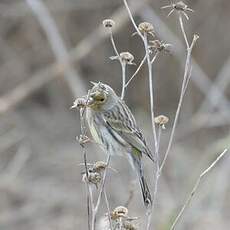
[81,82,154,208]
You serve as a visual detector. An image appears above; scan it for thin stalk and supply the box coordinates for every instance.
[170,149,228,230]
[160,20,199,172]
[91,155,111,230]
[143,32,159,230]
[178,13,189,48]
[109,29,127,100]
[125,55,147,88]
[123,0,144,41]
[104,190,113,230]
[109,30,120,57]
[143,33,158,158]
[151,51,159,64]
[121,62,126,100]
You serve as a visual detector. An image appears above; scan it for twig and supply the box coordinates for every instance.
[123,0,144,41]
[139,6,230,111]
[122,2,159,229]
[125,55,147,87]
[178,13,189,48]
[123,0,158,161]
[108,27,127,99]
[90,155,111,230]
[103,189,113,230]
[121,62,126,99]
[160,17,199,172]
[109,29,120,58]
[170,149,228,230]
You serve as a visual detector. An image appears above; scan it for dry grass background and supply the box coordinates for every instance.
[0,0,230,229]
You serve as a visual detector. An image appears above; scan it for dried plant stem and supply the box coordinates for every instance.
[123,0,158,163]
[109,30,127,99]
[109,30,120,57]
[151,126,162,213]
[178,14,189,48]
[121,62,127,100]
[170,149,228,230]
[123,1,158,228]
[123,0,144,41]
[104,189,113,230]
[143,31,159,230]
[143,31,158,159]
[78,104,92,230]
[91,155,111,230]
[151,52,159,64]
[125,55,147,88]
[160,14,199,172]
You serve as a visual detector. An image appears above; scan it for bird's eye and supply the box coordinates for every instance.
[99,98,105,102]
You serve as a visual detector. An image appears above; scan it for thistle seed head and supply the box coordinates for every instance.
[120,52,134,64]
[138,22,155,37]
[93,161,107,173]
[111,206,128,220]
[149,40,172,53]
[103,19,115,28]
[123,221,137,230]
[154,115,169,129]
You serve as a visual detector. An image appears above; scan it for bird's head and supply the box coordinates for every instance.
[87,82,118,110]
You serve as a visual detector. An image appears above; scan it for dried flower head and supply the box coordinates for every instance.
[77,134,90,145]
[149,40,172,53]
[82,171,101,187]
[93,161,107,173]
[154,115,169,129]
[111,206,128,220]
[102,19,115,28]
[110,52,135,65]
[137,22,155,37]
[120,52,134,64]
[123,221,137,230]
[161,1,194,20]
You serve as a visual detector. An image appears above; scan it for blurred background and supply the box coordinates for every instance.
[0,0,229,229]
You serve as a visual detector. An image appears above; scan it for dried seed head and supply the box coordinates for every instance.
[111,52,135,65]
[154,115,169,129]
[82,171,101,186]
[120,52,135,64]
[161,1,193,19]
[138,22,155,36]
[123,221,137,230]
[174,1,189,11]
[93,161,107,173]
[111,206,128,220]
[149,40,172,53]
[103,19,115,28]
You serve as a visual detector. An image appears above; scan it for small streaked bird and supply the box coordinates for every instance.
[77,82,154,208]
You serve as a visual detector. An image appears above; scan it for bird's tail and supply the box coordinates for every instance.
[131,152,152,208]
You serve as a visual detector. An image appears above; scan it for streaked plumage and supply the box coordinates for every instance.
[84,82,154,208]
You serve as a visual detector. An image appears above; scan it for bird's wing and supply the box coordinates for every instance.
[103,105,154,162]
